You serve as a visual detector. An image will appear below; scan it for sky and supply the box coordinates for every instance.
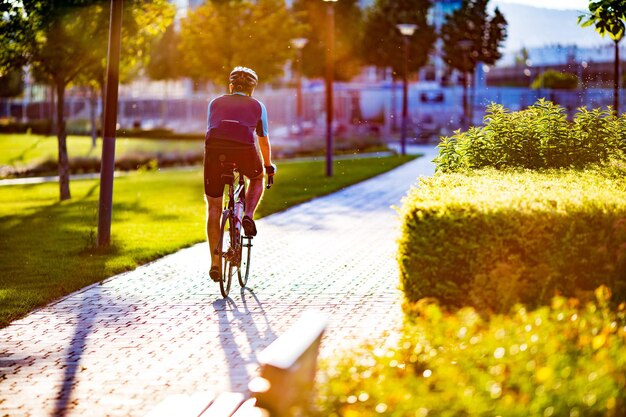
[489,1,601,53]
[493,0,589,10]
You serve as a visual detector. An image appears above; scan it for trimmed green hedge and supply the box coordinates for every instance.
[315,288,626,417]
[435,100,626,172]
[115,128,203,140]
[397,166,626,312]
[0,151,204,178]
[0,119,52,135]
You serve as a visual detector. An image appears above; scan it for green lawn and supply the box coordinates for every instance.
[0,133,202,167]
[0,155,416,327]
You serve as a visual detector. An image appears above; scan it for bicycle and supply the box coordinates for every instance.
[214,160,273,297]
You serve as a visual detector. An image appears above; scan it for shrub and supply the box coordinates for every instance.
[315,288,626,417]
[66,118,92,135]
[274,135,387,158]
[435,100,626,172]
[397,168,626,312]
[532,70,579,90]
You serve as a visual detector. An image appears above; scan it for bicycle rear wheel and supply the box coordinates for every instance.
[238,236,252,287]
[218,212,235,297]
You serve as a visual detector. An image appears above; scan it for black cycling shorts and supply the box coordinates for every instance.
[203,139,263,198]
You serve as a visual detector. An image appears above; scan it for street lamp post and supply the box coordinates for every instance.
[291,37,308,141]
[396,23,417,156]
[324,0,337,177]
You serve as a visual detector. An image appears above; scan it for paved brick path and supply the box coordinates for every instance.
[0,146,437,417]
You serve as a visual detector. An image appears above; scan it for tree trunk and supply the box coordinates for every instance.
[50,85,57,136]
[463,72,469,128]
[90,86,98,148]
[56,82,71,201]
[614,40,620,115]
[161,80,168,128]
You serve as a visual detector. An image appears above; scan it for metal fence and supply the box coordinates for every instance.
[1,86,621,138]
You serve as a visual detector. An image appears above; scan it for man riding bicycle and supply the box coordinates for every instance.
[204,67,276,282]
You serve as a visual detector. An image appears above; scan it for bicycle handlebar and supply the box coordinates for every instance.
[264,164,276,190]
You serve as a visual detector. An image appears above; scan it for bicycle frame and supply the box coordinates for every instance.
[214,160,266,296]
[216,165,246,263]
[229,172,246,214]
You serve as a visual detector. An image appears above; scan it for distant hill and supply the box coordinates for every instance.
[490,2,605,52]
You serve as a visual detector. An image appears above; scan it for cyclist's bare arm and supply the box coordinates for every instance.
[258,135,273,167]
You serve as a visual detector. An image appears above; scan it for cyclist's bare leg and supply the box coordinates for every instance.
[244,175,264,218]
[206,195,223,268]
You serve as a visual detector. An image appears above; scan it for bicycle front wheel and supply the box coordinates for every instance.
[218,212,234,297]
[238,236,252,287]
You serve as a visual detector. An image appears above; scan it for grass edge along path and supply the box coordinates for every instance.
[0,154,417,327]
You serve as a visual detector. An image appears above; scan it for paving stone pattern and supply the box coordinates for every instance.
[0,147,437,417]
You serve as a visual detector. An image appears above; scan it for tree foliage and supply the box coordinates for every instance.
[0,69,23,98]
[179,0,303,86]
[578,0,626,114]
[291,0,363,81]
[4,2,105,87]
[0,2,30,76]
[579,0,626,42]
[441,0,507,74]
[362,0,436,78]
[75,0,175,89]
[74,0,174,147]
[532,70,578,90]
[146,23,182,81]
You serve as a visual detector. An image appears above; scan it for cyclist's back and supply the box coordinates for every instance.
[204,71,268,198]
[203,66,276,283]
[206,93,267,147]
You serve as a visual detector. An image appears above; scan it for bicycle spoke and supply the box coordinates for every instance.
[219,212,233,297]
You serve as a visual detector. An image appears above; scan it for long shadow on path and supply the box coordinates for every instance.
[212,288,276,391]
[52,287,99,417]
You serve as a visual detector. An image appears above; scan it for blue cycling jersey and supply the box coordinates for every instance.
[206,93,268,145]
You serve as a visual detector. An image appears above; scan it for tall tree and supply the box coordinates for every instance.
[441,0,507,126]
[179,0,304,86]
[292,0,363,81]
[1,1,174,200]
[362,0,436,80]
[75,0,175,146]
[1,1,106,200]
[579,0,626,114]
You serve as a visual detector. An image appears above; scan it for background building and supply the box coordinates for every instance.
[487,44,626,88]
